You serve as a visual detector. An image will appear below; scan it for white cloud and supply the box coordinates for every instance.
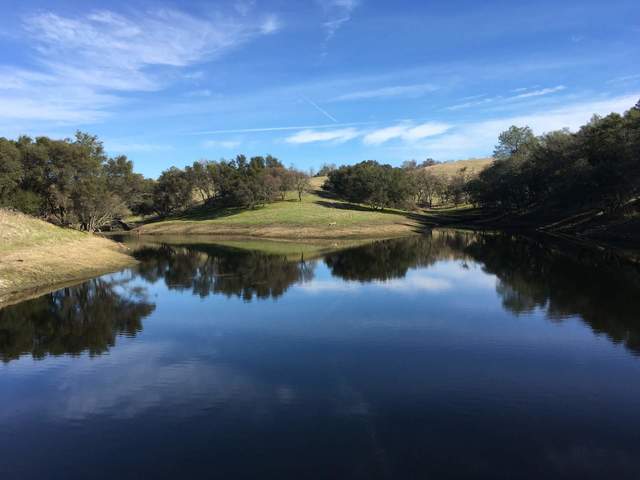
[189,121,372,135]
[420,93,640,159]
[202,139,242,149]
[282,121,450,146]
[285,127,360,144]
[513,85,566,99]
[363,122,450,145]
[320,0,360,42]
[260,14,281,34]
[331,83,439,102]
[446,97,497,111]
[606,74,640,85]
[0,8,280,126]
[185,89,213,98]
[24,9,279,75]
[446,85,566,111]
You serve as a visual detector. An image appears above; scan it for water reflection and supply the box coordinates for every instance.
[133,243,316,300]
[2,231,640,363]
[465,233,640,354]
[2,231,640,479]
[324,230,471,281]
[0,277,155,362]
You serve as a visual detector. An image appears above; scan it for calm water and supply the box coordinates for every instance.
[2,230,640,479]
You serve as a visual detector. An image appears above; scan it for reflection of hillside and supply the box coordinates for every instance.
[464,234,640,354]
[324,230,476,282]
[134,244,316,301]
[0,278,155,362]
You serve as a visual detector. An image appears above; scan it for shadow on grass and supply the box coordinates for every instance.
[314,199,438,232]
[141,191,441,233]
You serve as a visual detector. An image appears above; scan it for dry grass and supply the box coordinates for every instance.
[0,209,136,306]
[426,158,493,178]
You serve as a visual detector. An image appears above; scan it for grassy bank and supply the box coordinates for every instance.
[136,178,429,239]
[0,209,136,307]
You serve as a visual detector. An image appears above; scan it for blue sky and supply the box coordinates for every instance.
[0,0,638,177]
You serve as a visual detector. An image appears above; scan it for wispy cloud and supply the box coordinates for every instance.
[189,121,372,136]
[202,139,242,149]
[419,93,639,159]
[185,89,213,98]
[330,83,439,102]
[234,0,256,16]
[363,122,451,145]
[282,121,450,146]
[319,0,360,50]
[0,7,280,126]
[446,85,567,110]
[606,73,640,85]
[260,14,282,34]
[285,127,360,144]
[513,85,566,99]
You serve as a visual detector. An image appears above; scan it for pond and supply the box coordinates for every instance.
[1,230,640,479]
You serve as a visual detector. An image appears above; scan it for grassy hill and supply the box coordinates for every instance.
[138,177,429,238]
[0,209,135,306]
[426,158,493,178]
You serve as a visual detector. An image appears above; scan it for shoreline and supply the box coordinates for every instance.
[3,209,637,309]
[0,209,137,308]
[132,222,424,239]
[0,236,137,308]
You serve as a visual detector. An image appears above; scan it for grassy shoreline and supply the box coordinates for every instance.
[134,179,430,239]
[0,210,136,307]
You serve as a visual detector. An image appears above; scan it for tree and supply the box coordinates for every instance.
[153,167,193,216]
[402,159,418,170]
[493,126,536,161]
[292,170,311,201]
[323,160,413,209]
[420,158,437,168]
[316,163,336,177]
[185,161,217,203]
[411,169,442,207]
[0,138,23,203]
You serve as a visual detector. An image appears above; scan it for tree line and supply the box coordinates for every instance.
[322,158,471,209]
[467,101,640,214]
[1,100,637,230]
[322,100,640,218]
[156,155,310,216]
[0,133,309,231]
[0,133,153,232]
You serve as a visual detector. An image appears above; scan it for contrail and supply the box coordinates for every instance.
[301,96,338,123]
[187,121,374,136]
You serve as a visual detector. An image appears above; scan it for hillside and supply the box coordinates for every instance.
[137,177,428,238]
[425,158,493,178]
[0,209,135,306]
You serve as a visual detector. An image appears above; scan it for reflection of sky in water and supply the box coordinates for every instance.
[2,259,638,423]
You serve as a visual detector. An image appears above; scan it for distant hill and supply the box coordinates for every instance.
[425,158,493,178]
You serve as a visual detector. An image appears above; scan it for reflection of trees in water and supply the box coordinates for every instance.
[325,230,640,356]
[134,244,316,301]
[464,234,640,355]
[324,230,475,282]
[0,278,155,362]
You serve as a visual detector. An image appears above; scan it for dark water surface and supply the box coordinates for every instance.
[2,230,640,479]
